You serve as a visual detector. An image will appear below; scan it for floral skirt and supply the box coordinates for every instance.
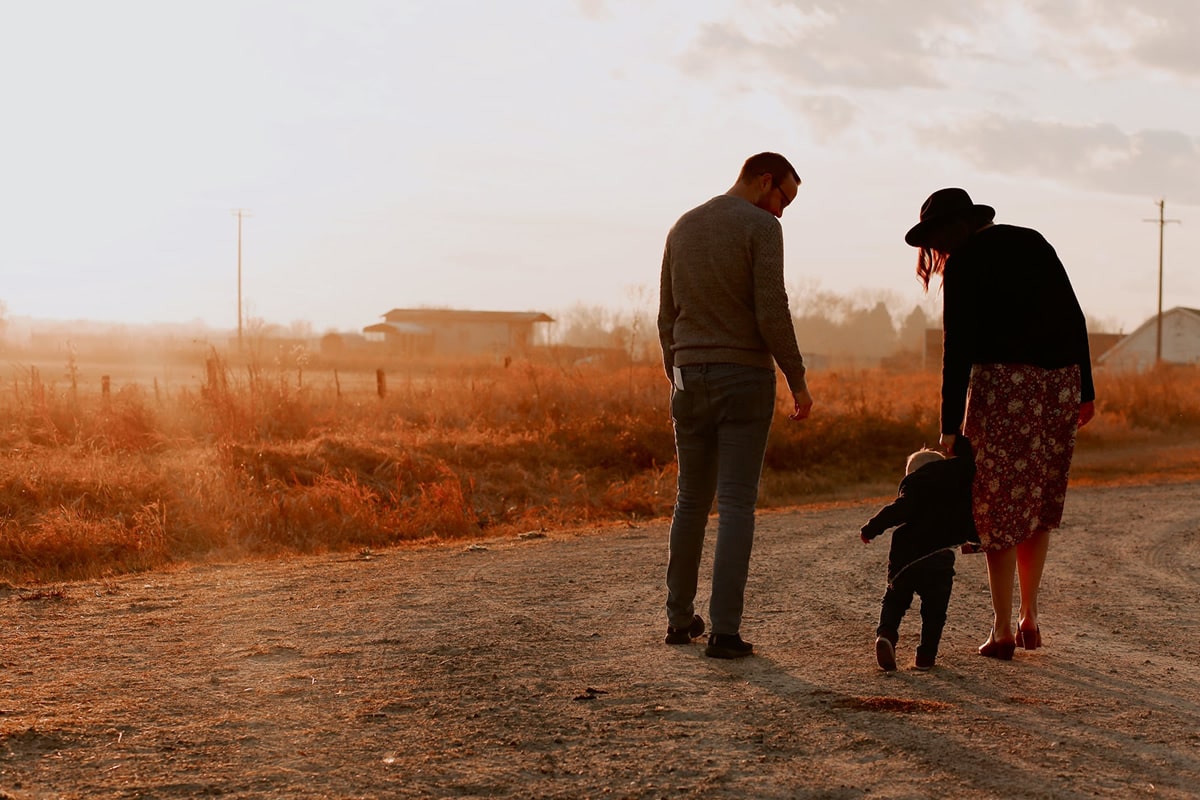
[962,363,1081,552]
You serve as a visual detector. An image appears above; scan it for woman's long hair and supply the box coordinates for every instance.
[916,247,948,291]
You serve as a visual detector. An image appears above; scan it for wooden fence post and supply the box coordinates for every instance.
[376,369,387,398]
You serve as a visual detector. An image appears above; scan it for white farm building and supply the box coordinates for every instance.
[1097,307,1200,371]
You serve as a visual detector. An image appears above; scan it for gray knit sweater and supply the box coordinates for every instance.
[658,194,807,393]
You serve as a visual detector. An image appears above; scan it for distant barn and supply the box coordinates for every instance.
[363,308,554,357]
[1097,306,1200,371]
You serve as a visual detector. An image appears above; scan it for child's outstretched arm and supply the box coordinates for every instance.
[860,492,916,543]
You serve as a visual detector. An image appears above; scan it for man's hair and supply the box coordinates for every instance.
[738,152,800,187]
[905,448,945,476]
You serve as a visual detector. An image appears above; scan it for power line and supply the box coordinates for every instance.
[1142,199,1180,365]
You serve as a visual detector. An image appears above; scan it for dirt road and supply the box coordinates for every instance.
[2,480,1198,799]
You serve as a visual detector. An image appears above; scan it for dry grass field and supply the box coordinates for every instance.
[2,352,1198,584]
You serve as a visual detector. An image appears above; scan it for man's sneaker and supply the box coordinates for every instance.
[705,633,754,659]
[665,614,705,645]
[875,636,898,672]
[914,652,936,671]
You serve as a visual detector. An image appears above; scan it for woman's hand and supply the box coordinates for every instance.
[1078,400,1095,428]
[939,432,956,454]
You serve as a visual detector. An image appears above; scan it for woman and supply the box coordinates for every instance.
[905,188,1096,660]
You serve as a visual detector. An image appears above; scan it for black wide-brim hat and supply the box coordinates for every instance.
[905,188,995,247]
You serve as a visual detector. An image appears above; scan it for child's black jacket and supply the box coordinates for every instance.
[861,436,981,585]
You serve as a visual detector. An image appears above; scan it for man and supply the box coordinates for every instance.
[658,152,814,659]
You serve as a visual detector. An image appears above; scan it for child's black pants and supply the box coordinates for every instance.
[876,550,955,660]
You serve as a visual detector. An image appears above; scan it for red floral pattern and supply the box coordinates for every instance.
[962,363,1081,552]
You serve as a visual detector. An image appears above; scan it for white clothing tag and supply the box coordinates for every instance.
[672,366,685,391]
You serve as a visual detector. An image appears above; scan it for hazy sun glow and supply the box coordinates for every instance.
[2,0,1198,335]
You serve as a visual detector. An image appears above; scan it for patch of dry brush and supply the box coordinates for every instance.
[1,355,1197,583]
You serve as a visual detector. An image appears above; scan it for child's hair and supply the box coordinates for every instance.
[905,448,945,475]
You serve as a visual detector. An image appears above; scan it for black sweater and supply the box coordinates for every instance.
[861,437,980,585]
[941,224,1094,435]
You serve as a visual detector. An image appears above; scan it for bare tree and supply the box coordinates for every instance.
[897,305,930,353]
[557,303,619,349]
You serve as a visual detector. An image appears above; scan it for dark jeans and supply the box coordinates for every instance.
[665,363,776,636]
[876,551,955,659]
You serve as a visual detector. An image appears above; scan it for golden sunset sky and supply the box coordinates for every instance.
[3,1,1198,334]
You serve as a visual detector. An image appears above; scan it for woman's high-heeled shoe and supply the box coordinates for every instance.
[1016,624,1041,650]
[979,632,1016,660]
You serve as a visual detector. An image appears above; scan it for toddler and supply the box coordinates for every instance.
[860,436,979,671]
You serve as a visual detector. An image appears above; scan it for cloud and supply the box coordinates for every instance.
[677,1,1019,90]
[920,115,1200,203]
[682,1,1200,92]
[575,0,610,21]
[792,94,860,142]
[682,16,941,90]
[1025,1,1200,77]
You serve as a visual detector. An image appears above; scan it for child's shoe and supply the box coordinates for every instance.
[914,652,936,670]
[875,636,897,672]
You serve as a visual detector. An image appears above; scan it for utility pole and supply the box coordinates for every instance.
[1142,199,1180,365]
[232,209,252,349]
